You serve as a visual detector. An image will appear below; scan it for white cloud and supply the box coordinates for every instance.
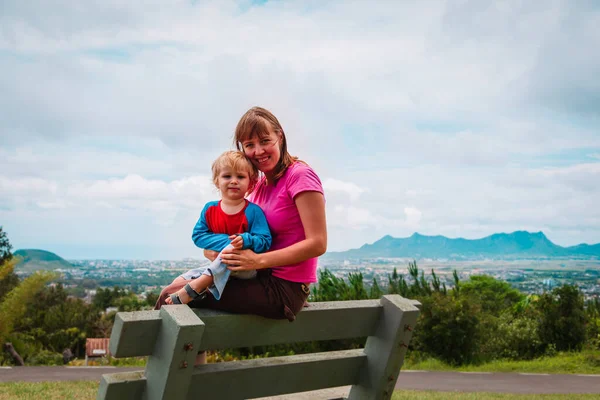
[404,207,422,227]
[323,179,366,202]
[1,1,599,257]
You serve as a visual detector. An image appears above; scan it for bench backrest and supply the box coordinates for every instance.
[98,295,420,400]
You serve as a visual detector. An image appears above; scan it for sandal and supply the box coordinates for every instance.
[169,283,207,305]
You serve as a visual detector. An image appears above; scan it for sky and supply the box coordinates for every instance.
[1,0,599,260]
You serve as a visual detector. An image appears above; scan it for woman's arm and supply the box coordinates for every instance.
[223,191,327,270]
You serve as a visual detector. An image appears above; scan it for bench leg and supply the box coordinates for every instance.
[348,295,420,400]
[144,305,205,400]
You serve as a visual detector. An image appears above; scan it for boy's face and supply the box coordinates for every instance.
[216,167,251,201]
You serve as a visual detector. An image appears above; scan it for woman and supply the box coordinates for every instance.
[156,106,327,323]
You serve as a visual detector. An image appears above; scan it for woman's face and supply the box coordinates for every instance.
[240,125,282,174]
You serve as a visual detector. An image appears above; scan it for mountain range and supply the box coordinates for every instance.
[325,231,600,260]
[12,231,600,264]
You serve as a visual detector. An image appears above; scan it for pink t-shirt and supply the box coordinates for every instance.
[248,162,324,283]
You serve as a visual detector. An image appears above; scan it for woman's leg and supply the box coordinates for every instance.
[189,271,309,321]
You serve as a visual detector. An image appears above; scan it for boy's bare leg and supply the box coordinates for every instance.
[195,351,207,366]
[165,274,214,304]
[172,276,186,284]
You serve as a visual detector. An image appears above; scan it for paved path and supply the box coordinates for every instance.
[1,367,600,397]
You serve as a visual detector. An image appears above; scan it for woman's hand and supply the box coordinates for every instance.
[203,249,219,262]
[220,248,264,271]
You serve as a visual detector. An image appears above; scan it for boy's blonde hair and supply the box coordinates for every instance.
[212,151,259,193]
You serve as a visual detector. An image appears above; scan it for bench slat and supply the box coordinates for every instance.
[97,371,146,399]
[109,310,160,357]
[196,300,382,350]
[188,349,366,400]
[110,300,382,357]
[99,350,366,400]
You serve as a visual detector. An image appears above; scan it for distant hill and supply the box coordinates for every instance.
[325,231,600,260]
[13,249,73,273]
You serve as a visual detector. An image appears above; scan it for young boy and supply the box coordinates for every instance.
[165,151,271,305]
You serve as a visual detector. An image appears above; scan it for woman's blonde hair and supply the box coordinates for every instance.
[234,106,298,183]
[212,151,259,193]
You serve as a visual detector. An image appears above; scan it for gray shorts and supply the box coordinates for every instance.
[179,245,256,300]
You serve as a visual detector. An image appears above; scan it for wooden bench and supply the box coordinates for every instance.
[85,338,110,366]
[97,295,420,400]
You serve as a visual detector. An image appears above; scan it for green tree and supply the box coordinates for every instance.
[536,284,586,351]
[480,310,545,360]
[0,227,18,301]
[388,267,408,296]
[0,227,12,264]
[413,292,481,365]
[145,290,160,308]
[114,292,146,312]
[347,272,368,300]
[459,275,524,316]
[312,269,350,301]
[369,277,383,299]
[1,229,55,347]
[92,286,128,311]
[15,283,100,358]
[452,269,460,295]
[0,260,56,363]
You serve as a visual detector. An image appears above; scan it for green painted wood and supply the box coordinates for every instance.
[102,297,421,400]
[109,310,160,357]
[348,294,421,400]
[108,300,382,357]
[144,305,205,400]
[195,299,382,350]
[97,371,146,400]
[187,349,366,400]
[409,299,422,310]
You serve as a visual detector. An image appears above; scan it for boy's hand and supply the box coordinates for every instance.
[229,234,244,249]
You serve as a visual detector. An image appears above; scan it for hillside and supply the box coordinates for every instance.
[326,231,600,260]
[13,249,73,273]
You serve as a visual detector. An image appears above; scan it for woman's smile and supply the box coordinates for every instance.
[256,156,270,165]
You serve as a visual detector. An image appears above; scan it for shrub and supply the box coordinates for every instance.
[481,312,545,360]
[26,350,63,366]
[412,293,481,365]
[537,285,586,351]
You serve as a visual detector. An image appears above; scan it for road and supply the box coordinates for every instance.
[1,367,600,394]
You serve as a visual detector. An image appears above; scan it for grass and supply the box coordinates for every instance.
[1,383,599,400]
[68,356,147,367]
[2,351,598,399]
[392,393,600,399]
[405,350,600,375]
[0,381,98,400]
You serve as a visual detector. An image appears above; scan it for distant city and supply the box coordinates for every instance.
[41,256,600,302]
[12,231,600,302]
